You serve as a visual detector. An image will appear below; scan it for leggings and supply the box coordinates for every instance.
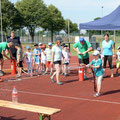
[103,55,113,69]
[26,62,33,73]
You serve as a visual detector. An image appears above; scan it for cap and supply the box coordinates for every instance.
[117,46,120,50]
[97,47,101,51]
[93,50,100,56]
[79,37,85,42]
[39,43,42,45]
[48,42,52,46]
[61,43,65,47]
[26,46,30,49]
[34,44,38,46]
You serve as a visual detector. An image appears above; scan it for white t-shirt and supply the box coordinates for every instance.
[52,45,62,62]
[45,48,52,61]
[24,52,33,63]
[117,51,120,60]
[41,51,46,61]
[62,50,69,63]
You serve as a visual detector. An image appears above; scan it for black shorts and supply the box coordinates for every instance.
[0,53,3,60]
[64,63,69,65]
[53,60,61,65]
[78,58,89,65]
[17,61,23,68]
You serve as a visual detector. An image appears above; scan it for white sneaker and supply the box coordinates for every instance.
[94,93,100,97]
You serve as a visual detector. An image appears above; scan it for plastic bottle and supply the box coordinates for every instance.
[12,86,18,104]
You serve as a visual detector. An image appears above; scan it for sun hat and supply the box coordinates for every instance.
[117,46,120,50]
[26,46,30,49]
[39,43,42,45]
[97,47,101,51]
[93,50,100,56]
[48,42,52,46]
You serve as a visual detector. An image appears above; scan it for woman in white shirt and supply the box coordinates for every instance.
[50,40,63,85]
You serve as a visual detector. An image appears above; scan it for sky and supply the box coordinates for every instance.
[11,0,120,25]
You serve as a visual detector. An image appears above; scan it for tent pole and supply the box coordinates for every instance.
[114,30,116,42]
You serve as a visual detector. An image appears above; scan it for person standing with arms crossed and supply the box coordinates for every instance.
[73,37,92,79]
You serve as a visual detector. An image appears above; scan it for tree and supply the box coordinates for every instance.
[47,5,65,42]
[64,19,78,34]
[1,0,23,36]
[16,0,48,42]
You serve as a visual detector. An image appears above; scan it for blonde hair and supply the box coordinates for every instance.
[9,42,14,48]
[56,40,61,44]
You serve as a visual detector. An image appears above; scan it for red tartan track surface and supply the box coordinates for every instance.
[0,56,120,120]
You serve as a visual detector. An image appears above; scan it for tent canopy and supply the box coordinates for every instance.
[79,5,120,30]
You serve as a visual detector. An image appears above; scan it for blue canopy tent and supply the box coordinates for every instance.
[79,5,120,30]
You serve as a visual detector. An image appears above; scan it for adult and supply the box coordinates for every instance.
[101,34,115,77]
[50,39,63,85]
[7,31,22,59]
[0,42,14,76]
[73,37,92,79]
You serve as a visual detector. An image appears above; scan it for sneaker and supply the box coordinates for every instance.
[116,72,119,76]
[61,73,64,75]
[57,82,63,85]
[94,93,100,97]
[50,77,55,83]
[43,72,47,75]
[111,74,114,78]
[50,73,52,76]
[84,75,88,80]
[64,74,68,77]
[16,74,21,78]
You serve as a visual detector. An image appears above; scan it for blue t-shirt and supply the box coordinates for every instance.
[90,59,104,77]
[102,40,114,55]
[34,48,39,59]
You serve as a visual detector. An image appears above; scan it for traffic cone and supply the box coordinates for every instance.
[11,60,16,75]
[78,67,84,81]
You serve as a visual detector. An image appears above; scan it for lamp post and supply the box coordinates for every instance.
[101,6,103,17]
[68,19,70,43]
[0,0,3,42]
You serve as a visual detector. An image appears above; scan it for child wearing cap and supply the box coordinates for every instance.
[15,44,23,78]
[24,46,33,76]
[62,45,70,76]
[87,50,104,97]
[33,44,40,72]
[116,46,120,76]
[43,43,53,75]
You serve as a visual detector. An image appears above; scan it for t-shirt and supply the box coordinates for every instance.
[41,51,46,61]
[117,51,120,60]
[62,50,69,63]
[7,37,21,54]
[102,40,114,56]
[90,58,104,77]
[17,48,23,61]
[45,48,52,61]
[24,52,33,63]
[0,42,8,53]
[52,45,62,62]
[73,41,91,59]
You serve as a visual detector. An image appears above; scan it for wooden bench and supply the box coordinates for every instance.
[0,100,61,120]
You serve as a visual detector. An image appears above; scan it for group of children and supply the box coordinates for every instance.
[15,42,71,78]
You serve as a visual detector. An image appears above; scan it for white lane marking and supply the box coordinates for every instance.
[1,88,120,105]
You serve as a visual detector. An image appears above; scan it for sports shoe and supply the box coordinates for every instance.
[64,74,68,77]
[94,93,100,97]
[50,77,55,83]
[43,72,47,75]
[16,74,21,78]
[111,74,114,78]
[50,73,52,76]
[57,82,63,85]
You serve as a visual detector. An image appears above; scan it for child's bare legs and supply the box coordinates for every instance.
[0,59,4,71]
[116,62,120,75]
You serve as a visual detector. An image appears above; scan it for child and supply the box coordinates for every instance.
[24,46,33,76]
[62,45,69,76]
[43,42,53,75]
[116,46,120,76]
[41,44,46,72]
[15,43,23,78]
[87,50,104,97]
[61,43,65,75]
[33,44,40,72]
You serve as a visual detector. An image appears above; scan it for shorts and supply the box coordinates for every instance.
[53,60,61,65]
[78,58,89,65]
[0,53,3,60]
[116,61,120,68]
[64,63,69,65]
[34,57,40,64]
[46,61,51,67]
[96,75,103,86]
[41,60,46,64]
[17,61,23,67]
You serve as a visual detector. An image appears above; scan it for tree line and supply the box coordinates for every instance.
[1,0,79,42]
